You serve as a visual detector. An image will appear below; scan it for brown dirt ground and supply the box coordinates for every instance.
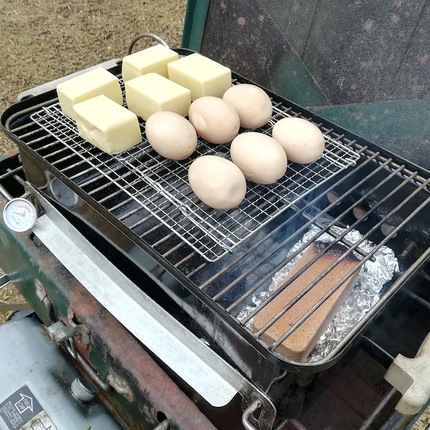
[1,0,186,152]
[0,0,187,320]
[0,3,429,428]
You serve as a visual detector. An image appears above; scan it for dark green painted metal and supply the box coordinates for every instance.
[196,0,331,107]
[0,196,216,429]
[0,216,155,429]
[0,225,60,326]
[261,0,430,104]
[181,0,210,51]
[269,53,331,107]
[309,99,430,171]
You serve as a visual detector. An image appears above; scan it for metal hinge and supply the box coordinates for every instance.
[46,318,133,401]
[50,310,90,346]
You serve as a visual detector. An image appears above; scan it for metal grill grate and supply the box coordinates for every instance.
[30,95,360,261]
[4,65,430,370]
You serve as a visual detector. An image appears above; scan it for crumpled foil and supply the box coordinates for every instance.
[237,225,399,362]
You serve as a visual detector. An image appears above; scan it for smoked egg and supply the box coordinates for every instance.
[223,83,272,128]
[188,96,240,144]
[272,117,325,164]
[145,111,197,160]
[188,155,247,210]
[230,132,287,185]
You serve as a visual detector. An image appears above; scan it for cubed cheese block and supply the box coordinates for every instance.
[125,73,191,120]
[73,95,141,154]
[57,67,123,120]
[167,53,231,100]
[122,44,179,81]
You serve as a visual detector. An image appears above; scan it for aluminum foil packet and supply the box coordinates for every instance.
[237,225,399,362]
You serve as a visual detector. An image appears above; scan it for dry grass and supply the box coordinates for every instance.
[413,409,430,430]
[0,283,29,322]
[0,0,187,156]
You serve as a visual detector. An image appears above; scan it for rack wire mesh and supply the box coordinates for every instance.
[31,89,361,261]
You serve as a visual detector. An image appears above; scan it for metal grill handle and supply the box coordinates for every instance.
[385,331,430,415]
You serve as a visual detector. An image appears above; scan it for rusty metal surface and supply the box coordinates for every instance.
[0,197,218,430]
[67,279,217,430]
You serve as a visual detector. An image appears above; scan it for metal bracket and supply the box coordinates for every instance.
[47,312,90,346]
[0,274,10,290]
[66,309,90,346]
[242,398,263,430]
[46,320,110,392]
[385,332,430,415]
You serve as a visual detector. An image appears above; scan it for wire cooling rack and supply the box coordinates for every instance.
[31,93,361,262]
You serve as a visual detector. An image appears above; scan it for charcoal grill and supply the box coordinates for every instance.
[1,2,430,429]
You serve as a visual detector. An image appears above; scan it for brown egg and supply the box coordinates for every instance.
[188,155,247,210]
[272,117,325,164]
[230,132,288,185]
[188,96,240,144]
[145,111,197,160]
[223,84,272,128]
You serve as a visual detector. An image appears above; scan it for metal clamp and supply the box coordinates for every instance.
[0,274,10,290]
[385,332,430,415]
[127,33,169,55]
[48,312,90,346]
[48,320,133,400]
[47,320,110,392]
[242,398,263,430]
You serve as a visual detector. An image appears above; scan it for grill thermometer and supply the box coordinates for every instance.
[2,198,37,233]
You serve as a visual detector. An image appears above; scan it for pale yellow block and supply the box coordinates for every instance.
[125,73,191,120]
[73,95,142,154]
[167,53,231,100]
[57,67,123,120]
[122,44,179,81]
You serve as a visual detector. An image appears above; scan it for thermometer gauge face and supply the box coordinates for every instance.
[3,198,37,233]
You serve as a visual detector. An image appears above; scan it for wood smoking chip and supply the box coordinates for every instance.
[253,241,361,362]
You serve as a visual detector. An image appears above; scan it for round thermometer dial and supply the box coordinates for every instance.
[3,198,37,233]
